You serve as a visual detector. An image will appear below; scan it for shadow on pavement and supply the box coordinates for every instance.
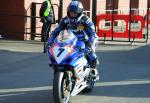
[0,41,150,102]
[0,49,54,103]
[80,45,150,98]
[0,90,53,103]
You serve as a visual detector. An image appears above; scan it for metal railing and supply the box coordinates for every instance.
[97,9,150,44]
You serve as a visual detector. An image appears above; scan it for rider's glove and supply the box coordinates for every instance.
[84,46,92,55]
[47,38,54,47]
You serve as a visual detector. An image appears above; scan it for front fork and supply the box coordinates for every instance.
[54,70,73,92]
[65,71,73,92]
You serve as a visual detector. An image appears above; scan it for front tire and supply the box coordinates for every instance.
[53,71,70,103]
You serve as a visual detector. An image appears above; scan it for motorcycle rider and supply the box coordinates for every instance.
[48,1,99,80]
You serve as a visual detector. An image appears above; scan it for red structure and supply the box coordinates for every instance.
[96,14,145,39]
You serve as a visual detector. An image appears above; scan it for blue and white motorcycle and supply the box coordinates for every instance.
[48,30,96,103]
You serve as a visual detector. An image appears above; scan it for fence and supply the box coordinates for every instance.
[96,10,148,43]
[30,3,59,40]
[96,0,150,43]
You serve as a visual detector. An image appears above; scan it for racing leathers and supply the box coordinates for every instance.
[48,14,98,68]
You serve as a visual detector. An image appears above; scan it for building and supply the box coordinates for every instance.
[0,0,149,40]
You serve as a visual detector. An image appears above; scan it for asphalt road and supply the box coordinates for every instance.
[0,40,150,103]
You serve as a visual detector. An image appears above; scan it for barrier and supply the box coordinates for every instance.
[96,14,145,39]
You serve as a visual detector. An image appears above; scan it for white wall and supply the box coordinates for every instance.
[97,0,106,14]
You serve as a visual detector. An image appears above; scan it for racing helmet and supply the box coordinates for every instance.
[67,1,84,19]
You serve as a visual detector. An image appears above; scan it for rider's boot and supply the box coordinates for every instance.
[90,58,100,81]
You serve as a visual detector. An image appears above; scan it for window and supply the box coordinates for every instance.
[106,0,119,14]
[130,0,139,15]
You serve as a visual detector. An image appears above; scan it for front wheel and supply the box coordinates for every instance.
[53,71,71,103]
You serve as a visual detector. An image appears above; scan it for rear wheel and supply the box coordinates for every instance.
[53,71,71,103]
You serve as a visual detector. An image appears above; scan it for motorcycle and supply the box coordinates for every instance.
[48,30,96,103]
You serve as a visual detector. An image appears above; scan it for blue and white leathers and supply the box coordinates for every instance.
[49,14,98,46]
[48,14,98,68]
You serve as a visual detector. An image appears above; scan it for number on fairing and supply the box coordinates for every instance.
[57,48,65,57]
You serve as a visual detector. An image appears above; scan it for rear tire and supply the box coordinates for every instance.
[53,71,70,103]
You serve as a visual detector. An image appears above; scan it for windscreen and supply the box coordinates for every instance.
[55,30,77,44]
